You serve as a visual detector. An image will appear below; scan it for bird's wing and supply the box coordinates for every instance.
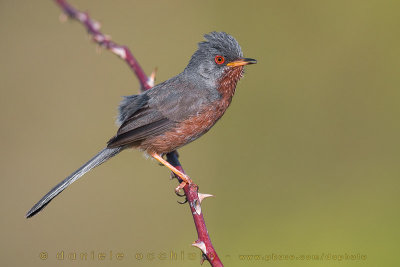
[117,93,149,125]
[107,74,220,148]
[107,105,177,148]
[147,74,220,121]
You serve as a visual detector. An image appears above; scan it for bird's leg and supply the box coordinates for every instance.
[158,153,165,166]
[150,153,192,194]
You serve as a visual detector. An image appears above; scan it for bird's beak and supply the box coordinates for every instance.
[227,58,257,67]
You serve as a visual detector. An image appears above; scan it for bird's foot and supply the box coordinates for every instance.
[150,152,192,196]
[174,175,192,196]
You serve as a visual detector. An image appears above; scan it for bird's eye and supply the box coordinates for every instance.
[214,55,225,65]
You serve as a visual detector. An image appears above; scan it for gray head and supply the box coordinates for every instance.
[184,32,256,86]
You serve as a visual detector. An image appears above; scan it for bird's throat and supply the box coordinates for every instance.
[217,66,244,110]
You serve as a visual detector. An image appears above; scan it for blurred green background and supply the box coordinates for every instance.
[1,0,399,266]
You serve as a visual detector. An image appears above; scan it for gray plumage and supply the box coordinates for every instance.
[108,32,243,148]
[26,32,253,218]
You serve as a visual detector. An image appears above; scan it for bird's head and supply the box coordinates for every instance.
[184,32,256,87]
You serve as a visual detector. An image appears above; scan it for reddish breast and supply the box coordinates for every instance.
[143,66,244,154]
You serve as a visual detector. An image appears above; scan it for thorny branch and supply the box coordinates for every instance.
[54,0,223,266]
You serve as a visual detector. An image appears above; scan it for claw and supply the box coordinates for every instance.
[175,190,185,197]
[175,182,186,197]
[175,191,185,197]
[177,198,188,204]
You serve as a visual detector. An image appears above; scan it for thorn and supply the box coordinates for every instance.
[191,199,201,215]
[111,46,127,59]
[93,34,105,42]
[198,193,213,203]
[96,44,102,54]
[148,67,158,87]
[92,20,101,31]
[192,241,207,255]
[76,11,87,22]
[59,13,68,23]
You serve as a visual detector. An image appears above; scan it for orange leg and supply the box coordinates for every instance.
[151,153,192,193]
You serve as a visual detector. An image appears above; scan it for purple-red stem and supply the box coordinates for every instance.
[55,0,151,91]
[54,1,223,266]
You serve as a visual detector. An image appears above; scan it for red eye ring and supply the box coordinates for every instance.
[214,55,225,65]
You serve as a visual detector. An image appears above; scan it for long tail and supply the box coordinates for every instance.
[26,147,123,218]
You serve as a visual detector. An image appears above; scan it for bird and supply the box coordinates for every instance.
[26,31,256,218]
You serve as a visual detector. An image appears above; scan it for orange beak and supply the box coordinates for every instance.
[226,58,257,67]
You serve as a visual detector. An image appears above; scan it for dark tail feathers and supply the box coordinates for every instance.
[26,147,123,218]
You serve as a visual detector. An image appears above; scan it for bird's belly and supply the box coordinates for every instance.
[141,104,227,154]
